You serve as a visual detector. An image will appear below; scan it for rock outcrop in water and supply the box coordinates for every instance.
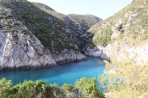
[0,0,109,70]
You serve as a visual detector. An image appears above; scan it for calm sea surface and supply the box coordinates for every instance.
[0,58,105,90]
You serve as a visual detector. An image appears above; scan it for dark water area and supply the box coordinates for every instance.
[0,58,105,91]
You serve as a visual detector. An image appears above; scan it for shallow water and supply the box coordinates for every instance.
[0,58,105,90]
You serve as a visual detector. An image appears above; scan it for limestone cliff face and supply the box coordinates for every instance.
[0,1,87,70]
[0,28,86,70]
[0,30,55,69]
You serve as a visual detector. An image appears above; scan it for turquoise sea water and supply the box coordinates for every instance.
[0,58,105,90]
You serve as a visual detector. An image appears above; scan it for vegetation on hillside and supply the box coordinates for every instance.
[92,0,148,97]
[75,77,105,98]
[93,28,112,46]
[89,0,148,46]
[1,1,79,53]
[0,78,105,98]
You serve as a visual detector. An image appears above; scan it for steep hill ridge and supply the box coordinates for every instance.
[32,2,55,11]
[89,0,147,46]
[67,14,102,33]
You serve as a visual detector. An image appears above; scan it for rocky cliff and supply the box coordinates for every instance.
[0,0,106,70]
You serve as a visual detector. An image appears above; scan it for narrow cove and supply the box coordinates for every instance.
[0,58,105,91]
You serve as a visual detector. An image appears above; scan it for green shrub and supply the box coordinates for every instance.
[0,78,12,98]
[62,83,77,93]
[0,78,105,98]
[0,79,65,98]
[75,77,105,98]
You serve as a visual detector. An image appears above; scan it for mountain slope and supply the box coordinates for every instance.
[32,3,102,50]
[32,2,104,52]
[32,3,102,33]
[89,0,148,65]
[89,0,147,46]
[0,0,105,70]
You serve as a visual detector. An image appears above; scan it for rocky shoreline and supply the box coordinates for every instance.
[0,50,110,71]
[0,55,87,71]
